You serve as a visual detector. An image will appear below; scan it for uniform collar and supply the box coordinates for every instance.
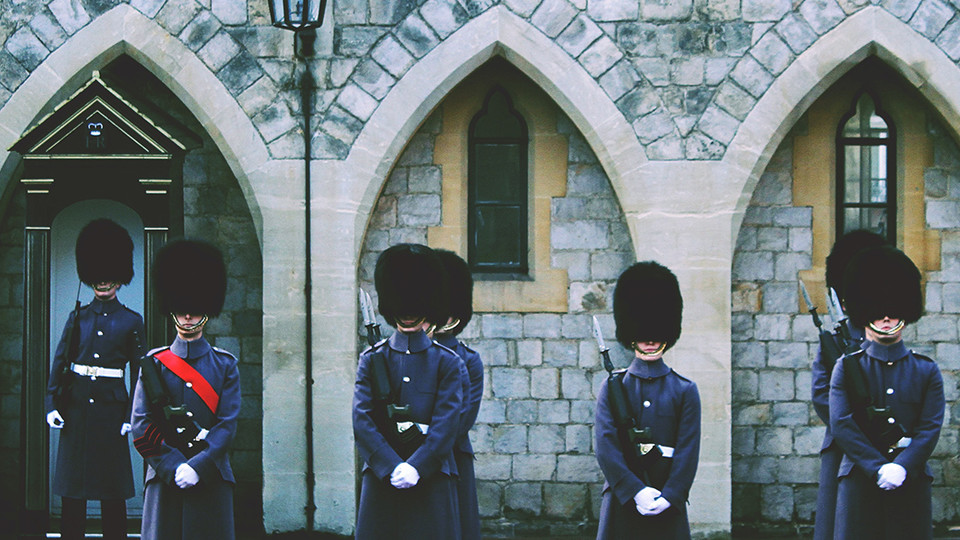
[627,357,671,379]
[170,336,212,360]
[863,339,909,363]
[91,296,121,314]
[434,333,459,349]
[388,329,432,354]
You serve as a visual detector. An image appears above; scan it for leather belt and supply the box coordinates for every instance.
[396,421,429,435]
[659,445,675,458]
[71,363,123,378]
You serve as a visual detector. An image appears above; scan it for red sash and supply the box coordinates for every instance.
[155,349,219,413]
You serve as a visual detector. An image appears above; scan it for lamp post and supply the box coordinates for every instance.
[268,0,326,532]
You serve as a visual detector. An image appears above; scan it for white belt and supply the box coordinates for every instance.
[659,445,675,458]
[895,437,912,449]
[397,421,429,435]
[71,363,123,378]
[639,443,675,457]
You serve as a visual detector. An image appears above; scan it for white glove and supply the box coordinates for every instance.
[642,496,672,516]
[390,462,420,489]
[634,486,661,514]
[120,423,131,436]
[877,463,906,490]
[175,463,200,489]
[47,410,64,428]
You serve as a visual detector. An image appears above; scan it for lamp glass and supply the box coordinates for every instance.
[269,0,326,30]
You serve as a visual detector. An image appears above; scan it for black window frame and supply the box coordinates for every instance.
[467,86,529,275]
[835,89,897,243]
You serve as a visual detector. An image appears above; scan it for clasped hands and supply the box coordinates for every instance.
[175,463,200,489]
[877,463,906,490]
[390,462,420,489]
[634,486,671,516]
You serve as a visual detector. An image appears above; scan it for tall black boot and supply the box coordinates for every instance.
[60,497,86,540]
[101,499,128,540]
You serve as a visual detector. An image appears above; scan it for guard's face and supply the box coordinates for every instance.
[92,281,120,301]
[866,316,904,344]
[396,316,428,333]
[633,341,666,361]
[172,313,208,340]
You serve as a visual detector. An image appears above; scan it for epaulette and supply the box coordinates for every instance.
[459,342,478,355]
[212,346,239,362]
[911,351,935,362]
[433,340,457,355]
[671,369,694,383]
[361,337,389,355]
[145,345,170,357]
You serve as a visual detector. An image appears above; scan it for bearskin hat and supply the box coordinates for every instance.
[825,229,887,301]
[435,249,473,335]
[614,261,683,351]
[75,219,134,286]
[843,245,923,328]
[153,239,226,317]
[375,243,448,328]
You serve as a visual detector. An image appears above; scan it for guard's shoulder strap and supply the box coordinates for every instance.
[138,352,171,408]
[369,349,392,402]
[911,351,935,363]
[155,349,220,414]
[841,350,871,408]
[607,369,636,428]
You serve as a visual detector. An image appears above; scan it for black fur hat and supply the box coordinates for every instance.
[435,249,473,335]
[75,219,134,286]
[375,243,448,328]
[153,239,226,317]
[614,261,683,351]
[826,229,887,301]
[843,245,923,328]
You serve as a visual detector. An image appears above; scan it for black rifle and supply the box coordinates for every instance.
[367,351,425,459]
[52,282,83,411]
[592,317,668,488]
[138,353,209,458]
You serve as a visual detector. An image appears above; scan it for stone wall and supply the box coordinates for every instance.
[358,106,637,536]
[731,117,960,534]
[0,187,24,528]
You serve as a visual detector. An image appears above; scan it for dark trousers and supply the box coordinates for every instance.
[835,467,932,540]
[813,445,842,540]
[62,497,127,539]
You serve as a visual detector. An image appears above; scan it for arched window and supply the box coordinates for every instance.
[468,86,528,274]
[836,91,896,242]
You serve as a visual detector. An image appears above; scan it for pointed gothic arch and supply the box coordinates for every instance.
[728,6,960,246]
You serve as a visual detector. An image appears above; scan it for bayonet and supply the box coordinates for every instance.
[359,288,382,346]
[592,315,615,374]
[798,279,823,329]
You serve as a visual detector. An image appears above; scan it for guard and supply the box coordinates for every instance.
[352,243,464,539]
[595,262,701,539]
[811,229,886,540]
[434,249,483,540]
[131,239,241,540]
[830,245,944,539]
[45,218,144,540]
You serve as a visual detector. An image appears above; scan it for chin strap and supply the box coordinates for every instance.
[868,320,905,336]
[632,341,667,360]
[171,313,208,333]
[437,318,460,334]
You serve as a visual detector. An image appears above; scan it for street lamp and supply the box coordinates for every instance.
[268,0,326,532]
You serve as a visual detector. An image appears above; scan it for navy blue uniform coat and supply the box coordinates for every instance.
[829,339,944,539]
[46,297,144,500]
[353,330,464,539]
[131,337,241,540]
[437,334,484,540]
[595,357,701,540]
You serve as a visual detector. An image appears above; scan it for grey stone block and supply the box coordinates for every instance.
[491,367,530,398]
[396,194,441,226]
[731,55,774,98]
[396,133,435,166]
[524,314,563,338]
[699,104,740,145]
[774,252,809,281]
[552,221,610,250]
[539,400,570,423]
[543,483,587,517]
[909,0,954,39]
[476,453,513,480]
[5,27,47,71]
[156,0,202,36]
[477,399,506,423]
[507,400,539,423]
[505,481,544,514]
[742,0,790,21]
[579,35,623,78]
[715,81,756,120]
[756,426,793,455]
[529,425,566,453]
[473,339,508,366]
[775,13,818,53]
[881,0,922,20]
[558,14,603,58]
[29,11,67,50]
[632,110,675,144]
[561,368,593,399]
[599,60,642,102]
[557,455,601,482]
[561,314,592,340]
[531,368,560,399]
[632,56,671,86]
[504,0,541,17]
[733,251,775,281]
[531,0,578,38]
[353,59,396,100]
[640,0,692,20]
[482,314,524,338]
[218,51,263,96]
[777,456,819,484]
[198,30,241,71]
[685,131,726,160]
[927,200,960,229]
[493,424,529,453]
[570,399,596,423]
[733,456,776,483]
[798,0,846,34]
[761,484,794,520]
[758,370,795,401]
[588,0,638,20]
[935,19,960,60]
[420,0,470,39]
[767,342,809,370]
[734,403,772,425]
[396,14,440,58]
[565,424,592,454]
[761,281,796,314]
[256,100,300,144]
[372,35,415,78]
[513,455,557,482]
[732,426,757,456]
[517,340,544,366]
[49,0,92,35]
[752,31,793,76]
[772,401,808,425]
